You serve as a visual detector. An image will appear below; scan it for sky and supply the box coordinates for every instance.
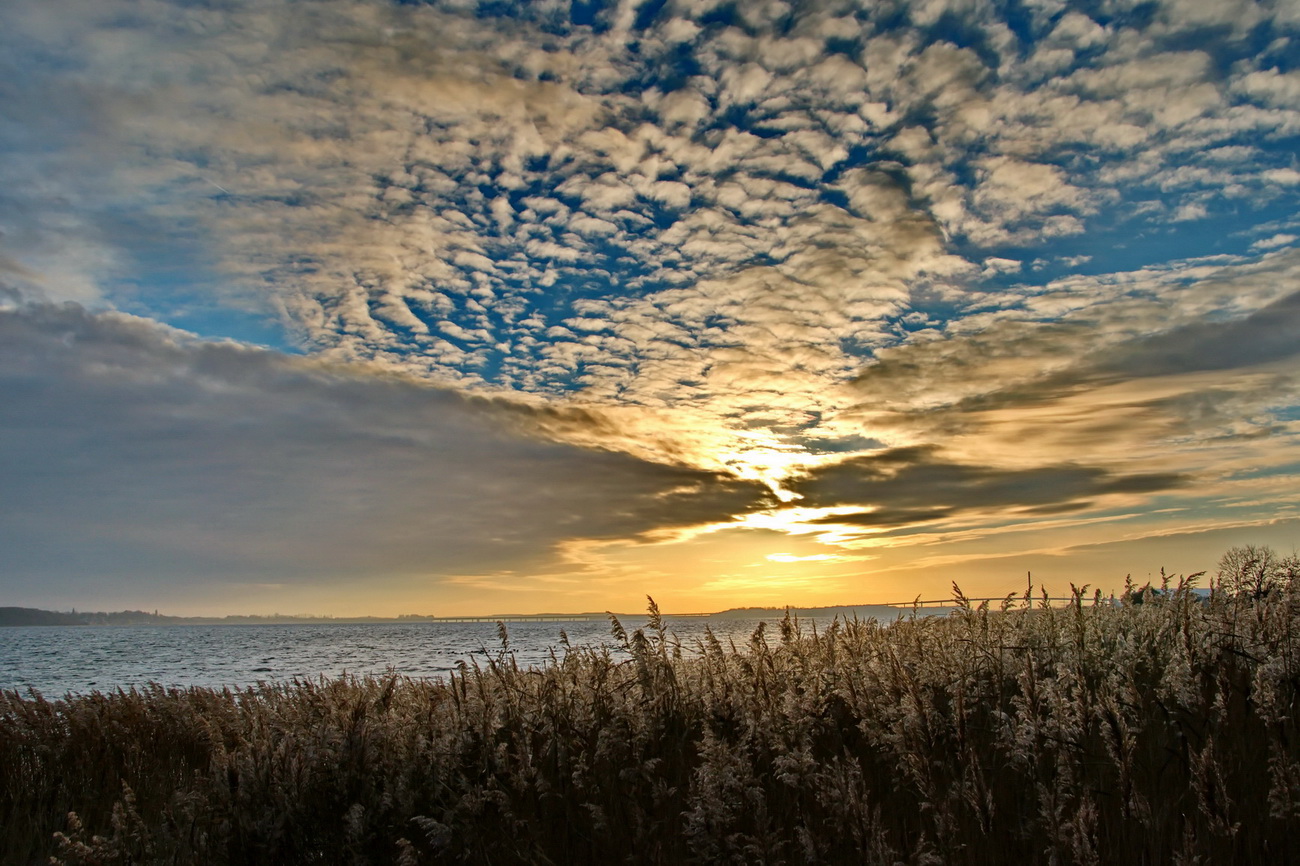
[1,0,1299,616]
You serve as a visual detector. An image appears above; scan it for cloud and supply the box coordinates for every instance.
[841,251,1300,507]
[2,0,1300,607]
[788,446,1189,530]
[0,303,768,597]
[1252,233,1298,251]
[1092,289,1300,378]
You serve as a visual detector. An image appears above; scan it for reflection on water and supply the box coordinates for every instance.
[0,615,880,696]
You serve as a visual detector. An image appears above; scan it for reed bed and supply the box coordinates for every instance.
[4,550,1300,864]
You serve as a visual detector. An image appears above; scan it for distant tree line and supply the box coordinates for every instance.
[0,607,87,627]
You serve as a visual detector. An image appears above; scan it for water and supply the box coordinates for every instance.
[0,615,836,697]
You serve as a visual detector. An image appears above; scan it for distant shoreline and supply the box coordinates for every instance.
[0,602,945,627]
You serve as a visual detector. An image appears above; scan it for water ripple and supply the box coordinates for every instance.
[0,618,804,696]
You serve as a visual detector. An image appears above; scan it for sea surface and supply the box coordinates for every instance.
[0,614,865,697]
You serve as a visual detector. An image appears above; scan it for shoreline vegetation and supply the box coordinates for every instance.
[4,547,1300,864]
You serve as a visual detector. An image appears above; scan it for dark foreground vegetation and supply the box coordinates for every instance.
[5,547,1300,865]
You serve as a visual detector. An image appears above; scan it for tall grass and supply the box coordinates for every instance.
[5,561,1300,864]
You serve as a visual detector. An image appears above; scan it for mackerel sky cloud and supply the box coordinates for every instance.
[1,0,1298,614]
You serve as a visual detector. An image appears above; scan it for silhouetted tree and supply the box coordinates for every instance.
[1216,544,1300,598]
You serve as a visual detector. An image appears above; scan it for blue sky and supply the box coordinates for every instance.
[1,0,1299,614]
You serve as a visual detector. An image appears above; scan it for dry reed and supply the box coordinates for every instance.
[4,550,1300,864]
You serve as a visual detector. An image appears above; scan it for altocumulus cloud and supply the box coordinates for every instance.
[7,1,1298,449]
[0,304,767,598]
[1,0,1300,603]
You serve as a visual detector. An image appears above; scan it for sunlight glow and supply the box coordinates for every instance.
[765,553,841,563]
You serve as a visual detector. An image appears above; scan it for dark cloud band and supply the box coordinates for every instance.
[0,304,768,595]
